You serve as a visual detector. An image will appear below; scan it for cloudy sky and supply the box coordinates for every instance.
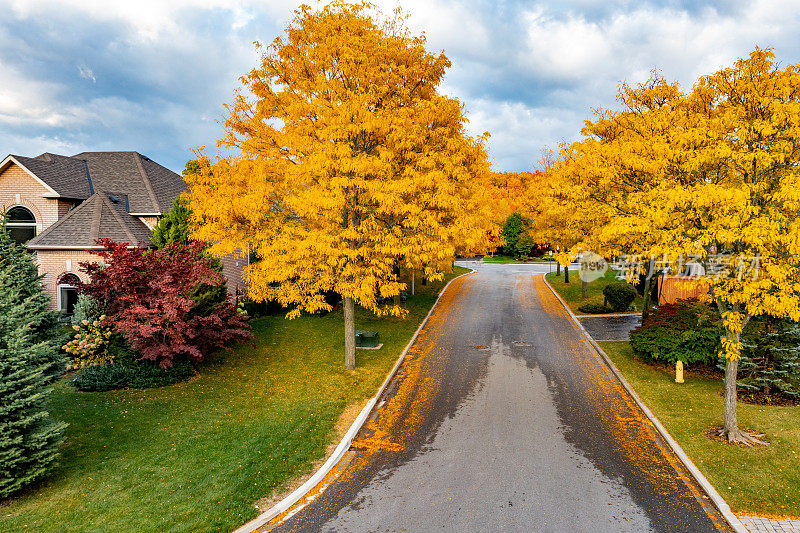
[2,0,800,173]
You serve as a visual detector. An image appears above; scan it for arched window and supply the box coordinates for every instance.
[5,206,37,244]
[57,273,81,315]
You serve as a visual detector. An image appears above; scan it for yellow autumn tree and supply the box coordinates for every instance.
[536,75,686,292]
[643,48,800,444]
[537,49,800,445]
[187,1,492,369]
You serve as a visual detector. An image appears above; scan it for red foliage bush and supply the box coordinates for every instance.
[79,239,252,368]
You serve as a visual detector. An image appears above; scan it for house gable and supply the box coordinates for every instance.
[0,159,75,232]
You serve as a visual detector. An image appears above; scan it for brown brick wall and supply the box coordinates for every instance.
[57,199,74,219]
[219,251,249,298]
[138,216,158,229]
[0,162,64,231]
[34,250,100,309]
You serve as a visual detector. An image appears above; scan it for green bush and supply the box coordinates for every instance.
[71,294,103,326]
[602,282,637,311]
[72,364,130,392]
[578,303,613,314]
[71,334,195,392]
[72,359,195,392]
[630,300,723,366]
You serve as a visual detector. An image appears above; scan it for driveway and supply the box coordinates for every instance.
[266,264,729,532]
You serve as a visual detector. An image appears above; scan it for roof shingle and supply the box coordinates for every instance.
[26,192,153,249]
[11,153,91,199]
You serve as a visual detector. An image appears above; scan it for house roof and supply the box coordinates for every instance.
[12,153,92,199]
[3,151,185,214]
[26,192,154,250]
[74,152,185,214]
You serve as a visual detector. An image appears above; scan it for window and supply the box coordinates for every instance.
[57,273,81,315]
[5,206,37,244]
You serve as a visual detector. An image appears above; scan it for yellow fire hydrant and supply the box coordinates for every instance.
[675,360,684,384]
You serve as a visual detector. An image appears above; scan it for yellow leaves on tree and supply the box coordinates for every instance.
[533,48,800,445]
[187,1,493,369]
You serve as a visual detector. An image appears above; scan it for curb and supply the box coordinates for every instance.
[541,273,748,533]
[234,269,475,533]
[576,312,641,318]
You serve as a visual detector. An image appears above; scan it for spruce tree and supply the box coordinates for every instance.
[0,229,67,498]
[737,316,800,399]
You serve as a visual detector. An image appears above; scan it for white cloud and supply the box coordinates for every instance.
[4,0,800,172]
[6,0,295,41]
[465,99,581,171]
[0,64,86,127]
[78,64,96,83]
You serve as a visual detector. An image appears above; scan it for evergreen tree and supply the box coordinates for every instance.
[735,317,800,398]
[0,230,67,498]
[501,212,524,256]
[151,195,191,248]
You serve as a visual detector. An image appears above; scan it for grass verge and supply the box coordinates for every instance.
[545,270,643,315]
[0,267,469,533]
[599,340,800,517]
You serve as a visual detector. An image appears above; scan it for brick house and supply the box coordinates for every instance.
[0,151,247,312]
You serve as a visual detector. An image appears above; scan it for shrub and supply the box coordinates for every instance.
[0,229,66,497]
[630,300,723,366]
[602,282,637,312]
[71,294,102,327]
[72,359,195,392]
[63,316,113,368]
[72,363,131,392]
[78,239,253,368]
[578,303,613,314]
[241,298,285,317]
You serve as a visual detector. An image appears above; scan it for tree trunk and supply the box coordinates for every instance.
[718,313,766,445]
[344,297,356,370]
[641,258,656,320]
[564,265,569,283]
[641,275,653,320]
[724,355,739,439]
[557,262,561,276]
[582,279,588,299]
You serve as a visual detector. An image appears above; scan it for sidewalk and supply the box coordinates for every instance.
[740,516,800,533]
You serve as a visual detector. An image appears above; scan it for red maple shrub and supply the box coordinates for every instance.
[79,239,252,368]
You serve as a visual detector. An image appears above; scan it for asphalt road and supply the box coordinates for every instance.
[266,263,729,532]
[578,315,642,341]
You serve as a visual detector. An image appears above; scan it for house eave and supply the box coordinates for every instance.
[27,244,146,251]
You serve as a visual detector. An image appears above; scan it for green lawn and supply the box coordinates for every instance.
[482,255,556,264]
[1,267,469,533]
[599,341,800,517]
[545,270,643,315]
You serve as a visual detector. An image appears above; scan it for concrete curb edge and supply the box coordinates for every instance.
[541,274,748,533]
[234,268,476,533]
